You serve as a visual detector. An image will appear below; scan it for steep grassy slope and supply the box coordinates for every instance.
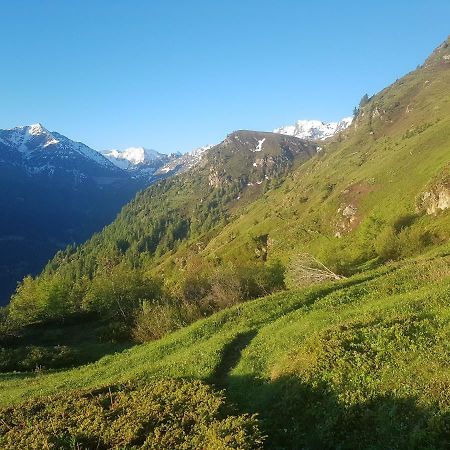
[2,249,450,448]
[197,39,450,272]
[33,36,450,296]
[2,37,450,449]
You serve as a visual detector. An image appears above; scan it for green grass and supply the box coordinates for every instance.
[3,38,450,449]
[2,252,450,447]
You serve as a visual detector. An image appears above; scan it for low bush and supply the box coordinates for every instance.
[132,300,203,342]
[0,379,264,449]
[133,261,286,343]
[0,345,78,372]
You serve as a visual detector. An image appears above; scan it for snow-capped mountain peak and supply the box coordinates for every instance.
[2,123,60,152]
[28,123,49,136]
[102,147,167,170]
[0,124,117,174]
[273,117,352,141]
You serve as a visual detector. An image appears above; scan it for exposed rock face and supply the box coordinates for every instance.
[418,185,450,215]
[334,182,378,237]
[208,168,225,188]
[335,204,358,237]
[417,166,450,215]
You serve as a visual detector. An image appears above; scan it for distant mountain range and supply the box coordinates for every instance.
[101,145,215,179]
[0,124,148,305]
[0,115,350,305]
[100,116,352,179]
[273,117,353,140]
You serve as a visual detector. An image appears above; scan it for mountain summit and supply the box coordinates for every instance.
[0,124,117,176]
[102,147,167,169]
[273,117,352,140]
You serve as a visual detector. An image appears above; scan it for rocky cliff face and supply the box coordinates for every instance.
[417,166,450,215]
[418,184,450,214]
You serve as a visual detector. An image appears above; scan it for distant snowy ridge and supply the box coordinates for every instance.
[157,144,213,175]
[0,123,216,184]
[102,147,166,169]
[273,117,352,141]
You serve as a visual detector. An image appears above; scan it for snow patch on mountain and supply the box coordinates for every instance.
[156,144,213,175]
[29,123,48,136]
[251,138,266,152]
[102,147,165,169]
[273,117,353,141]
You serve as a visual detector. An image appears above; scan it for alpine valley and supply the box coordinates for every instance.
[0,125,214,305]
[1,36,450,450]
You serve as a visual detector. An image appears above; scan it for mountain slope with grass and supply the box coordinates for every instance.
[196,37,450,273]
[2,250,450,448]
[2,37,450,449]
[9,36,449,325]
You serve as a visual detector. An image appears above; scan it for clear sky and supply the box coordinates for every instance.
[1,1,449,154]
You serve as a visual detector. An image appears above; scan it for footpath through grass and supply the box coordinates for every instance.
[2,253,450,448]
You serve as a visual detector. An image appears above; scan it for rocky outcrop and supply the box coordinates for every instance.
[417,166,450,215]
[417,185,450,215]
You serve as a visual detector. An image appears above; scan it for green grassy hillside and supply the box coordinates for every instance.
[9,37,450,327]
[2,38,450,449]
[200,40,450,271]
[2,249,450,448]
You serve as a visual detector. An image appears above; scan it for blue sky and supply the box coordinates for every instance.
[1,1,449,154]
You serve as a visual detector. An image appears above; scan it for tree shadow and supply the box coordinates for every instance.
[0,313,133,373]
[222,374,450,450]
[209,329,257,389]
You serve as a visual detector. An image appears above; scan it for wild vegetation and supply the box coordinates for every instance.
[1,37,450,449]
[0,379,263,449]
[2,252,450,448]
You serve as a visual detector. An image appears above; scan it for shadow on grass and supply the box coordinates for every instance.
[0,313,133,373]
[222,374,450,450]
[206,317,450,449]
[209,330,257,389]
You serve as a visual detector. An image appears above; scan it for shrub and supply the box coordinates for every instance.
[0,345,78,372]
[8,274,76,326]
[375,223,436,262]
[0,380,264,449]
[133,261,286,343]
[132,301,200,342]
[82,265,164,322]
[375,227,400,261]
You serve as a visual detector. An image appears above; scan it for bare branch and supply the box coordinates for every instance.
[288,253,345,286]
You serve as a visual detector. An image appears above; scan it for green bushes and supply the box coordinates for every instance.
[132,260,286,343]
[374,223,437,262]
[0,379,264,449]
[8,274,78,326]
[0,345,78,372]
[132,301,202,342]
[8,265,165,331]
[6,256,286,346]
[82,265,165,322]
